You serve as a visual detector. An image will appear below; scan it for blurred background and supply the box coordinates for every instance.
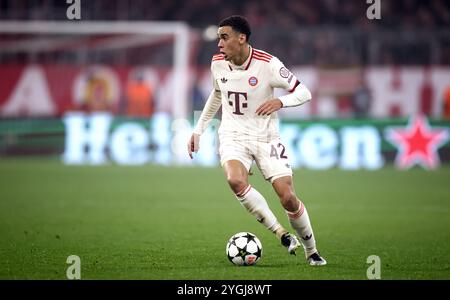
[0,0,449,169]
[1,0,450,281]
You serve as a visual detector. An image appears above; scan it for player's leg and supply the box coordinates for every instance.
[272,176,326,266]
[222,159,288,239]
[254,139,325,263]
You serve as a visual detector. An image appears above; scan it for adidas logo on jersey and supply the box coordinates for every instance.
[220,77,228,83]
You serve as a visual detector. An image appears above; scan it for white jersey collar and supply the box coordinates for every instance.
[229,46,253,71]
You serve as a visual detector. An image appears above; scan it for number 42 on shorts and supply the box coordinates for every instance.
[269,142,288,160]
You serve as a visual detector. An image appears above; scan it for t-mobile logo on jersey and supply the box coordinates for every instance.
[227,91,248,115]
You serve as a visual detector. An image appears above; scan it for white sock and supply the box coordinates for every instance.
[236,184,282,234]
[286,201,317,257]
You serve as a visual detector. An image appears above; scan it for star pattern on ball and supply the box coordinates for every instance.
[237,245,248,258]
[244,233,256,243]
[226,232,262,266]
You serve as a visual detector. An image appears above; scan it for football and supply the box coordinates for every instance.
[226,232,263,266]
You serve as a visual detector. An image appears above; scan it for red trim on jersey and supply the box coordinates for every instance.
[288,80,300,93]
[253,54,272,60]
[252,51,272,63]
[253,54,272,61]
[253,51,272,57]
[253,49,273,59]
[227,48,254,71]
[253,54,272,59]
[212,53,224,61]
[244,47,253,70]
[253,57,271,63]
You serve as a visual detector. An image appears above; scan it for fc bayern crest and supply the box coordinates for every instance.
[248,76,258,86]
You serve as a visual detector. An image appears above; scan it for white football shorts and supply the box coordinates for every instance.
[219,136,293,182]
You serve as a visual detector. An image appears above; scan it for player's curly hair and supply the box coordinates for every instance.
[219,15,251,42]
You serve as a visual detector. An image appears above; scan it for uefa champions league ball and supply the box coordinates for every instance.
[226,232,262,266]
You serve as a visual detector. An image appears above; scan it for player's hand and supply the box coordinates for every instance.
[255,99,283,116]
[187,133,200,159]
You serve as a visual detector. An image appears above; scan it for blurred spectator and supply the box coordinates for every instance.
[80,74,111,112]
[2,0,447,30]
[443,85,450,119]
[0,0,448,67]
[352,74,372,119]
[191,81,205,112]
[336,94,353,118]
[125,72,154,118]
[419,68,433,116]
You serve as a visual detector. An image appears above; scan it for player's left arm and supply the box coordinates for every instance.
[256,57,311,116]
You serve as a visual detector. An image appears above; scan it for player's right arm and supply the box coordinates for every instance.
[187,88,222,159]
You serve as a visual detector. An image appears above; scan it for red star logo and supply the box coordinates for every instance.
[385,115,449,169]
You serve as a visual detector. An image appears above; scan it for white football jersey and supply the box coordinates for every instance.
[211,46,299,141]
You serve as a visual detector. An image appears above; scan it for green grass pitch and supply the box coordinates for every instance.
[0,159,449,279]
